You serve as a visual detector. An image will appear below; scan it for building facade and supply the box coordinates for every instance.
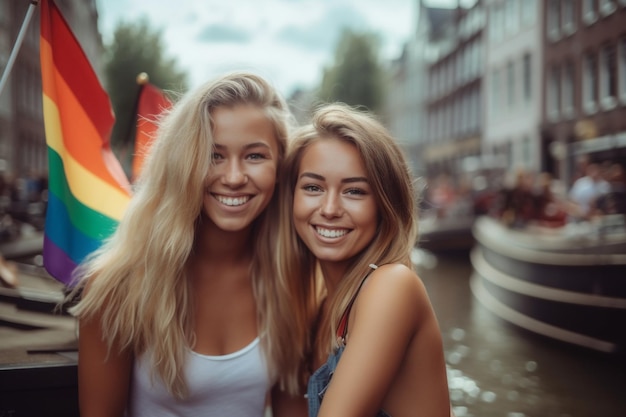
[0,0,103,179]
[482,0,543,174]
[541,0,626,186]
[423,1,485,181]
[385,0,436,177]
[384,0,626,193]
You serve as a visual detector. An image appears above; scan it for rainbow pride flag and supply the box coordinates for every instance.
[40,0,131,285]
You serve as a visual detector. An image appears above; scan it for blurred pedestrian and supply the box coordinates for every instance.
[568,163,610,220]
[596,163,626,215]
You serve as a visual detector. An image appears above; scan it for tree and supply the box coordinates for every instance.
[104,18,188,151]
[318,29,385,113]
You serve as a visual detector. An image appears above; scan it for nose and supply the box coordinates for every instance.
[320,192,342,218]
[221,159,248,186]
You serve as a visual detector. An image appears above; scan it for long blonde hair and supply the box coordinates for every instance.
[68,71,299,398]
[278,103,419,362]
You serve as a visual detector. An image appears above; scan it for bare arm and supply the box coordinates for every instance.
[78,314,132,417]
[317,264,450,417]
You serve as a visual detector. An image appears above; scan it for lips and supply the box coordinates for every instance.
[314,226,350,238]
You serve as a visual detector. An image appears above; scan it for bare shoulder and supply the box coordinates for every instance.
[363,263,426,297]
[358,263,430,315]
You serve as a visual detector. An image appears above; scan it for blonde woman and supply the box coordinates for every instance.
[277,103,451,417]
[69,72,306,416]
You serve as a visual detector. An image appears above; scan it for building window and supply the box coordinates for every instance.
[456,54,462,86]
[561,61,575,118]
[476,42,483,74]
[523,53,532,102]
[435,107,441,141]
[428,110,434,142]
[547,65,561,120]
[599,43,617,109]
[475,89,482,131]
[522,136,532,166]
[0,29,8,76]
[491,2,505,43]
[492,68,502,115]
[461,94,472,134]
[507,61,515,108]
[617,38,626,104]
[562,0,576,35]
[547,0,561,41]
[583,52,598,114]
[447,59,455,92]
[599,0,617,15]
[444,104,452,139]
[452,98,460,136]
[433,111,439,142]
[438,66,445,97]
[0,1,8,25]
[505,0,520,35]
[582,0,597,24]
[521,0,536,26]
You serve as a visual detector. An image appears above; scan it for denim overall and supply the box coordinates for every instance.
[307,264,392,417]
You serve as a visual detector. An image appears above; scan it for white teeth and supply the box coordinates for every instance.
[216,195,249,206]
[316,227,348,238]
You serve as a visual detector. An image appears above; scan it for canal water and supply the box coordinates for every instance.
[414,249,626,417]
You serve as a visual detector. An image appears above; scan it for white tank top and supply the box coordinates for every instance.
[128,337,270,417]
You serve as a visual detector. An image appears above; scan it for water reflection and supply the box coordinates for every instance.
[414,248,626,417]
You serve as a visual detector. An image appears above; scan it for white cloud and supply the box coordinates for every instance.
[96,0,455,97]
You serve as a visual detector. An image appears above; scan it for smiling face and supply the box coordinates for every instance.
[293,138,378,270]
[203,104,279,233]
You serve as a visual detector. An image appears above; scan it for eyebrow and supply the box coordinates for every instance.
[299,172,369,184]
[214,142,271,150]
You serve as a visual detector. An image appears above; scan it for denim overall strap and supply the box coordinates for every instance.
[307,346,345,417]
[307,264,393,417]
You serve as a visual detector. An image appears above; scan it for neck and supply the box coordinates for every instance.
[318,260,349,297]
[194,220,254,264]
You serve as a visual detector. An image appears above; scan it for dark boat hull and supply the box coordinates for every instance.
[0,361,78,417]
[470,216,626,353]
[0,264,78,416]
[418,214,475,252]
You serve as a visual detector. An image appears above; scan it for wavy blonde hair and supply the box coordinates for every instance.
[277,103,419,364]
[68,71,302,398]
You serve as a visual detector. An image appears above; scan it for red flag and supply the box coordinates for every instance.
[132,83,172,181]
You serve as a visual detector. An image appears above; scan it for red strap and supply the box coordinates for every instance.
[336,310,349,341]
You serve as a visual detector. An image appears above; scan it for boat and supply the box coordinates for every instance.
[469,215,626,354]
[0,227,44,262]
[418,155,505,253]
[0,257,78,416]
[417,211,475,252]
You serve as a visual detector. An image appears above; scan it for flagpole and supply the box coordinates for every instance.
[0,0,40,97]
[118,73,149,174]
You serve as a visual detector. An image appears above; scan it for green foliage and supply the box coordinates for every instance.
[104,18,188,149]
[318,29,385,113]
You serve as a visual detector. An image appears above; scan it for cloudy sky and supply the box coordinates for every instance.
[96,0,459,97]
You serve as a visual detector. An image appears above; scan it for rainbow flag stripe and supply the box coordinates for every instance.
[40,0,131,285]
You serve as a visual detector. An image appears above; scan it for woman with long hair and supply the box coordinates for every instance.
[277,103,451,417]
[69,71,306,416]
